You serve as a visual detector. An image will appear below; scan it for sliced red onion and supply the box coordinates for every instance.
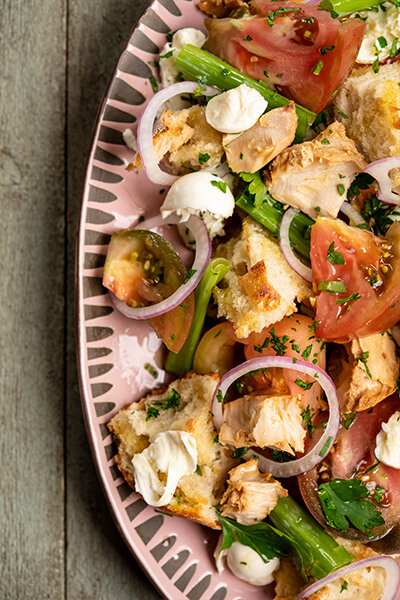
[137,81,219,186]
[365,158,400,205]
[211,357,340,478]
[297,555,400,600]
[110,213,211,320]
[279,208,313,282]
[339,201,365,226]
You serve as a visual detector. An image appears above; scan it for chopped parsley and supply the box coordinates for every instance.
[343,412,356,430]
[373,484,385,503]
[183,269,197,284]
[301,405,316,438]
[199,152,210,165]
[377,35,387,48]
[301,345,313,360]
[196,464,203,476]
[211,179,227,193]
[253,327,289,356]
[337,183,346,196]
[320,138,330,145]
[317,478,385,533]
[327,242,345,265]
[269,448,296,462]
[390,37,399,58]
[355,350,372,379]
[144,363,158,378]
[340,581,348,593]
[318,280,347,294]
[146,388,181,420]
[232,447,250,458]
[295,378,315,391]
[266,6,301,27]
[149,75,159,93]
[244,34,252,41]
[336,292,361,307]
[320,45,335,55]
[160,50,174,59]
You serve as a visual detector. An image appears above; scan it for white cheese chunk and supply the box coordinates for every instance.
[215,537,280,586]
[354,3,400,64]
[205,84,268,134]
[375,410,400,469]
[159,28,206,88]
[161,170,235,239]
[131,430,197,506]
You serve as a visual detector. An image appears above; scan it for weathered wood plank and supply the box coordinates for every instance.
[0,1,67,599]
[66,1,161,597]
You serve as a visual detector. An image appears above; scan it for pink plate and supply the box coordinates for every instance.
[76,1,276,598]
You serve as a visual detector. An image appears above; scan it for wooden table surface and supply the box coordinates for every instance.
[0,1,161,598]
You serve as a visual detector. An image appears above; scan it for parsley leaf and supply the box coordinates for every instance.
[199,152,210,165]
[355,350,372,379]
[317,479,385,533]
[239,171,267,207]
[318,280,347,294]
[232,447,250,458]
[343,412,356,430]
[183,269,197,284]
[327,241,345,265]
[218,512,307,579]
[211,180,227,193]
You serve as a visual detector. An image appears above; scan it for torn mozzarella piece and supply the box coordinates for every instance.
[205,84,268,134]
[131,430,197,506]
[161,170,235,239]
[159,28,206,88]
[355,3,400,64]
[214,536,280,586]
[375,411,400,469]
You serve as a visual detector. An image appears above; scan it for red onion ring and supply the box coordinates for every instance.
[339,201,365,226]
[211,357,340,478]
[279,208,313,282]
[364,158,400,205]
[297,555,400,600]
[137,81,219,186]
[110,213,211,319]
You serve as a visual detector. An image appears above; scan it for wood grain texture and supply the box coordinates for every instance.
[66,1,161,598]
[0,1,67,598]
[0,0,161,598]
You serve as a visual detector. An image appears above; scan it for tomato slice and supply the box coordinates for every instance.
[204,2,365,113]
[311,219,400,342]
[103,229,194,352]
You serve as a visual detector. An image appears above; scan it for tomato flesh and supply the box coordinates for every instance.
[103,229,194,352]
[204,3,365,113]
[311,219,400,342]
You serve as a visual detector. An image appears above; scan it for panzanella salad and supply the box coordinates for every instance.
[106,0,400,598]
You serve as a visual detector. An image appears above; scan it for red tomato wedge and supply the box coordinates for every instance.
[311,219,400,342]
[204,3,365,114]
[147,291,195,353]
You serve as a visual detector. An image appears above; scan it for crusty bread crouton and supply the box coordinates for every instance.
[165,105,224,173]
[128,108,194,171]
[328,331,399,413]
[335,63,400,187]
[214,217,312,338]
[274,537,386,600]
[129,106,224,174]
[108,372,238,529]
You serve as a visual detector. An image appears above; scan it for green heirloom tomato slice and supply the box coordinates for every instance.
[103,229,194,352]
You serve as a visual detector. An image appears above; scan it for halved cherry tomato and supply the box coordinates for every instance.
[193,321,239,375]
[311,219,400,342]
[242,314,326,413]
[103,229,194,352]
[204,2,365,113]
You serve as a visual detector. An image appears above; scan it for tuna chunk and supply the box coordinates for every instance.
[223,103,297,173]
[220,458,287,524]
[329,332,399,413]
[265,122,366,219]
[219,392,306,454]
